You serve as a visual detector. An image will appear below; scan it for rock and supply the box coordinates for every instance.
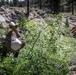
[69,58,76,66]
[0,12,4,15]
[0,15,5,22]
[14,9,21,14]
[29,13,35,20]
[44,8,51,13]
[11,11,16,16]
[6,18,11,23]
[37,10,45,16]
[70,65,76,71]
[2,22,9,28]
[42,14,48,18]
[0,6,5,11]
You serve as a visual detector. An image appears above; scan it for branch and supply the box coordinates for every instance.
[31,24,48,51]
[31,31,41,51]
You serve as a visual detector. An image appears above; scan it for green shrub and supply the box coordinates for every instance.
[18,12,28,30]
[65,18,69,28]
[0,14,76,75]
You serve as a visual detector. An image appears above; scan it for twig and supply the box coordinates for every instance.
[31,31,41,51]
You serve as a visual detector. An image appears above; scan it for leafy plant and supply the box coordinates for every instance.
[18,11,28,30]
[65,18,69,28]
[0,14,76,75]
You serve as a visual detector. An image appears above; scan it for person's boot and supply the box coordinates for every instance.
[14,51,19,58]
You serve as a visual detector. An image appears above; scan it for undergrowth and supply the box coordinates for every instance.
[0,14,76,75]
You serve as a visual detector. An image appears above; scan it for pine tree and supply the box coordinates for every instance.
[27,0,29,17]
[13,0,18,6]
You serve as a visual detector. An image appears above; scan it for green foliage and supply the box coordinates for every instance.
[57,14,62,20]
[0,23,8,37]
[65,18,69,28]
[63,18,72,37]
[18,12,28,30]
[0,43,3,49]
[0,14,76,75]
[0,29,6,37]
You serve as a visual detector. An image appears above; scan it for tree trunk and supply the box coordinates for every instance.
[24,0,26,6]
[7,0,9,5]
[1,0,5,5]
[72,1,74,15]
[13,0,18,6]
[50,0,54,13]
[54,0,60,14]
[40,0,42,9]
[27,0,29,17]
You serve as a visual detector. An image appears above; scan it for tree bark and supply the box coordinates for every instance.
[27,0,29,17]
[1,0,5,5]
[54,0,60,14]
[40,0,42,9]
[72,1,74,15]
[13,0,18,6]
[7,0,9,5]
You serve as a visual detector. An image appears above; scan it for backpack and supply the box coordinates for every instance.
[11,37,22,51]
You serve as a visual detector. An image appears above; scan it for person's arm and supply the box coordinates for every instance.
[13,29,22,38]
[6,30,13,38]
